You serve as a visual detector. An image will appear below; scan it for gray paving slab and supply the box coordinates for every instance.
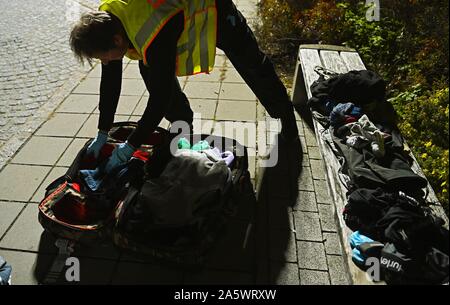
[327,255,351,285]
[205,219,255,272]
[293,211,323,242]
[35,113,88,137]
[216,100,257,121]
[266,118,281,132]
[30,167,68,203]
[57,94,98,114]
[75,114,99,138]
[299,269,330,285]
[0,203,54,252]
[301,154,310,167]
[297,241,328,271]
[76,114,129,138]
[299,136,308,154]
[293,191,317,212]
[222,69,246,83]
[318,204,338,233]
[193,119,215,134]
[303,125,318,147]
[269,229,297,263]
[296,121,305,136]
[310,159,327,180]
[212,121,257,148]
[214,54,227,67]
[87,63,102,78]
[298,166,314,191]
[0,201,26,238]
[131,95,149,116]
[268,203,294,230]
[248,152,256,179]
[270,262,300,285]
[0,164,50,201]
[122,64,141,79]
[115,95,141,115]
[11,136,72,166]
[323,232,344,255]
[184,81,221,99]
[190,98,218,120]
[0,250,54,285]
[219,83,256,101]
[72,78,101,94]
[120,79,147,96]
[314,180,333,204]
[56,138,89,167]
[307,146,322,160]
[266,172,292,200]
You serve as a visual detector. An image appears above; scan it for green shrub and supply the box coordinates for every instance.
[389,87,449,212]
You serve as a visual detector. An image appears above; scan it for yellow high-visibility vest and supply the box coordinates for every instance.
[99,0,217,76]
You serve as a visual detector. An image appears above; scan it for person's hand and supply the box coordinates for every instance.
[86,130,108,159]
[105,141,136,173]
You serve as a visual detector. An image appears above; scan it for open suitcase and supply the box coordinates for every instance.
[38,122,253,266]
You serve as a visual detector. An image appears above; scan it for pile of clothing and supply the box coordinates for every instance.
[118,137,236,233]
[308,69,449,284]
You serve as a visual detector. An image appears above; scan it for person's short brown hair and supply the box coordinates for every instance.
[69,11,123,65]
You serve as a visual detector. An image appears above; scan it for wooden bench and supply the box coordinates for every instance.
[291,44,449,284]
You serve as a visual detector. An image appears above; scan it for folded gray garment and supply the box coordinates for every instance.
[138,149,232,228]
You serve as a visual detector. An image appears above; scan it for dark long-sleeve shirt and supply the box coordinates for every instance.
[97,12,184,148]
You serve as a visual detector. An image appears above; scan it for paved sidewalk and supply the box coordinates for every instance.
[0,0,351,285]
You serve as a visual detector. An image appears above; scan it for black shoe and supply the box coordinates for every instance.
[280,113,299,143]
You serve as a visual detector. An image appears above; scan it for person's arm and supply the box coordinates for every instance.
[127,12,184,148]
[98,59,123,132]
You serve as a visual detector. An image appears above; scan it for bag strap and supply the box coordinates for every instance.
[314,65,340,79]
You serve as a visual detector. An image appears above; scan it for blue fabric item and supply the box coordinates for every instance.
[191,140,211,151]
[350,105,363,117]
[330,103,354,127]
[86,130,108,159]
[352,247,365,265]
[177,137,191,149]
[80,162,129,192]
[105,142,136,174]
[0,256,12,285]
[350,231,375,249]
[350,231,375,268]
[80,165,106,192]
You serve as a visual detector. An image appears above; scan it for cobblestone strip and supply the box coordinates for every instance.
[0,0,99,170]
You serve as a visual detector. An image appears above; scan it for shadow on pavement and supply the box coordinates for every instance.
[33,132,305,285]
[256,134,303,284]
[33,170,259,285]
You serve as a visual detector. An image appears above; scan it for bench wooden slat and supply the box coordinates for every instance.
[340,52,366,70]
[298,49,322,99]
[320,50,349,74]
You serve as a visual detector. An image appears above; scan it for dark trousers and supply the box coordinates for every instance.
[163,0,293,124]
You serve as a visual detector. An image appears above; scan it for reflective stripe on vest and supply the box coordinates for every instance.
[99,0,217,76]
